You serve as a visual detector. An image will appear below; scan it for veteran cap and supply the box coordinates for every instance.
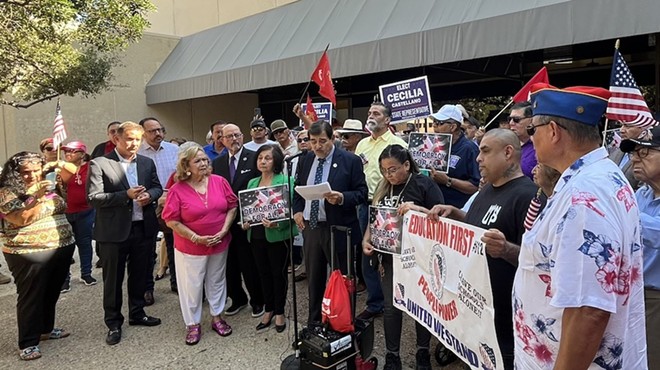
[530,83,611,126]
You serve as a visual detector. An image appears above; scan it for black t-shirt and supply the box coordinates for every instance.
[376,173,444,210]
[464,175,538,357]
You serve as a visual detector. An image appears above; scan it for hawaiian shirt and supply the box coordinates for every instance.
[512,147,647,370]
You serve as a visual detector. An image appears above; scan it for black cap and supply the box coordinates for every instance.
[620,126,660,153]
[250,119,267,129]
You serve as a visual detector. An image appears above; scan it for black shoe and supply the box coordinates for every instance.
[95,260,102,269]
[356,309,382,321]
[434,343,458,366]
[171,285,178,294]
[106,328,122,345]
[415,348,432,370]
[144,291,155,306]
[275,316,286,333]
[256,313,273,331]
[294,272,307,282]
[128,316,162,327]
[383,353,402,370]
[251,304,265,318]
[224,302,247,316]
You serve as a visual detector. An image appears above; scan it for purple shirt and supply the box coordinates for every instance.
[520,140,537,179]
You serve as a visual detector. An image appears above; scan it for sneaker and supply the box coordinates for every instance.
[0,272,11,284]
[80,275,97,286]
[60,280,71,293]
[383,353,402,370]
[415,348,432,370]
[224,302,247,316]
[251,304,265,318]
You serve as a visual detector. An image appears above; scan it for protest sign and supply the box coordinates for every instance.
[379,76,433,124]
[408,132,452,172]
[369,206,402,255]
[300,102,333,126]
[238,184,290,226]
[394,211,503,370]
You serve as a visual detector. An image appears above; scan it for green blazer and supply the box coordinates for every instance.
[246,173,298,243]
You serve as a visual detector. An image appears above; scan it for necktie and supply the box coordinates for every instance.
[309,158,326,229]
[229,155,236,183]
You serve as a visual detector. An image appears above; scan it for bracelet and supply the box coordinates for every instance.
[191,234,198,243]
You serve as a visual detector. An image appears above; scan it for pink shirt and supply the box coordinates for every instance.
[162,175,238,256]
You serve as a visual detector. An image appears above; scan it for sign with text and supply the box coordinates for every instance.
[238,184,289,226]
[394,211,503,370]
[379,76,433,124]
[300,102,333,126]
[408,133,452,172]
[369,206,402,255]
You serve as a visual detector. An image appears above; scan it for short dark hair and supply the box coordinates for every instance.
[511,101,533,118]
[139,117,160,126]
[308,120,333,139]
[371,102,392,118]
[254,144,285,174]
[107,121,121,129]
[210,120,227,132]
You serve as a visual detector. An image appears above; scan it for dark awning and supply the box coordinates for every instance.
[146,0,660,104]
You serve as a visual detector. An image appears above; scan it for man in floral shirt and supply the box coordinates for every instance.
[512,84,647,370]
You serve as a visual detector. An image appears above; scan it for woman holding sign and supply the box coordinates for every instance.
[362,144,444,370]
[162,145,238,344]
[241,145,297,333]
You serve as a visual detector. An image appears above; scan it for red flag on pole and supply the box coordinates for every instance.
[512,67,549,103]
[306,93,319,121]
[310,51,336,106]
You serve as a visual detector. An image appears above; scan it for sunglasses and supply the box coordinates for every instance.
[43,146,55,151]
[251,127,265,132]
[508,116,529,124]
[432,120,453,127]
[297,137,310,143]
[526,121,566,136]
[63,150,83,154]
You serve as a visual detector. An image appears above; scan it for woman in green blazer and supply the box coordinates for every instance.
[241,145,297,333]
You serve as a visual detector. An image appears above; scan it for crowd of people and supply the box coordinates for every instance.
[0,83,656,370]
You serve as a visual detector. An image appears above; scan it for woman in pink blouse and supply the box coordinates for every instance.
[162,145,238,345]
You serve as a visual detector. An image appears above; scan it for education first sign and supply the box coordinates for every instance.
[379,76,433,124]
[394,211,504,370]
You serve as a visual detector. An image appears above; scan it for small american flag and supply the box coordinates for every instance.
[52,100,67,147]
[606,49,658,128]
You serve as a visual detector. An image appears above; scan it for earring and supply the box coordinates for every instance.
[186,171,191,176]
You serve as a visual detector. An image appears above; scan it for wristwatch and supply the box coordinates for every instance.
[445,177,452,188]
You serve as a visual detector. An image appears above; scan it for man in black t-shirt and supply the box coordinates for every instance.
[428,129,538,370]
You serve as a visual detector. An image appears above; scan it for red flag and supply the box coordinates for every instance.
[310,51,336,105]
[512,67,549,103]
[306,93,318,121]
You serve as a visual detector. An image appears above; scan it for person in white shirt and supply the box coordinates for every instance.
[244,119,276,152]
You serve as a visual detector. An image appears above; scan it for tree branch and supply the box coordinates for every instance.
[1,93,60,109]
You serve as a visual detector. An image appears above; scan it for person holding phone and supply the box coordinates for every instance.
[0,151,77,360]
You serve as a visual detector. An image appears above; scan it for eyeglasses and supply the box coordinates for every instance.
[432,120,453,127]
[340,134,355,140]
[146,128,164,134]
[251,127,265,132]
[508,116,529,124]
[526,121,566,136]
[14,154,43,167]
[297,137,309,143]
[222,133,243,140]
[273,130,287,136]
[108,129,118,134]
[630,146,660,159]
[380,165,402,176]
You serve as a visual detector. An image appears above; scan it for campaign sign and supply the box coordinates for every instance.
[369,206,402,255]
[299,102,333,126]
[379,76,433,124]
[394,211,504,370]
[238,184,289,226]
[408,133,452,172]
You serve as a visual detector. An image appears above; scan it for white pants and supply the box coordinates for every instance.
[174,249,228,326]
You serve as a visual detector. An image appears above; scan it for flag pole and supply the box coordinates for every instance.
[483,100,514,130]
[297,43,330,105]
[601,118,610,147]
[56,98,61,163]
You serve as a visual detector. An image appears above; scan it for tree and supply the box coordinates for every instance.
[0,0,155,108]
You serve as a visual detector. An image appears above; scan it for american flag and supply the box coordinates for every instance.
[606,49,659,128]
[52,100,67,147]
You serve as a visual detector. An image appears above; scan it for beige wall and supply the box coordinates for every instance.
[148,0,298,37]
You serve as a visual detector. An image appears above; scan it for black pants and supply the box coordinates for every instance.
[4,244,75,349]
[251,238,288,315]
[99,222,153,329]
[226,224,263,307]
[164,232,177,289]
[302,222,348,324]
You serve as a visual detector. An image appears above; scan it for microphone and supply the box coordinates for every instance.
[285,150,308,162]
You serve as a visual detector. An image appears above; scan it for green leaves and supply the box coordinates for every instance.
[0,0,155,108]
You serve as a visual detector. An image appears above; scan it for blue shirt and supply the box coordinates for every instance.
[636,184,660,290]
[440,134,480,208]
[203,143,227,161]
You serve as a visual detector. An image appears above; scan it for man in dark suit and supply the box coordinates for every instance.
[212,123,264,317]
[293,120,368,324]
[87,121,164,346]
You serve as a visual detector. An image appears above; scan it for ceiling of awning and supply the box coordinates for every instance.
[145,0,660,105]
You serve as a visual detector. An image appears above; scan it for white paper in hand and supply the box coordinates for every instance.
[295,182,332,201]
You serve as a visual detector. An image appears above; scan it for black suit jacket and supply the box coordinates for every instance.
[212,148,260,195]
[293,148,367,247]
[86,151,163,243]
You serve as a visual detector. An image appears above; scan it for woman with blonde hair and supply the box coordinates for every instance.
[162,144,238,345]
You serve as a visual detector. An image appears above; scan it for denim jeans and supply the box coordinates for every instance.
[66,208,95,277]
[358,203,384,313]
